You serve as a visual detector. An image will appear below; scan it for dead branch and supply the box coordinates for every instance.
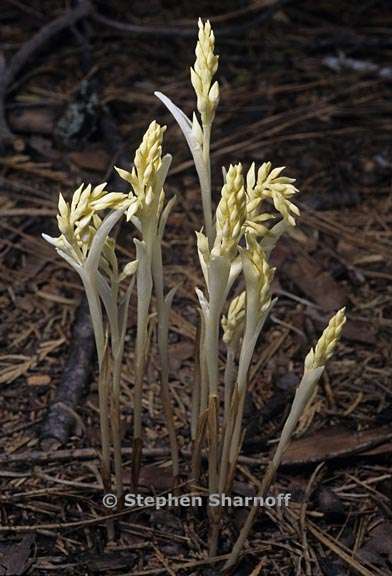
[92,0,286,38]
[0,0,91,149]
[0,446,266,467]
[39,297,95,449]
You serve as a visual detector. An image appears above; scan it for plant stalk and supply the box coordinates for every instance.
[201,122,214,247]
[191,314,202,445]
[204,299,221,497]
[151,237,179,485]
[223,346,236,424]
[132,239,153,488]
[224,365,326,570]
[83,277,111,492]
[207,393,219,557]
[223,465,274,571]
[111,347,124,502]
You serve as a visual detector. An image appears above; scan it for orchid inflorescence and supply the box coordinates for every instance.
[114,120,179,486]
[43,119,177,498]
[43,17,347,569]
[156,17,346,564]
[191,18,219,126]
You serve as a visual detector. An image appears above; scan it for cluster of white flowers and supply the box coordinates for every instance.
[191,19,219,125]
[115,121,167,223]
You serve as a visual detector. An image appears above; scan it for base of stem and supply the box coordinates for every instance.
[132,437,143,489]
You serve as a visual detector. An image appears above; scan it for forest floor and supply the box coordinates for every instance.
[0,1,392,574]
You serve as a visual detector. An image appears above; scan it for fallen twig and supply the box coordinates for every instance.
[39,297,95,449]
[5,425,392,468]
[0,445,268,467]
[92,0,287,38]
[0,0,91,148]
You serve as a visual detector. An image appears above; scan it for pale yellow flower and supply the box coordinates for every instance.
[244,162,275,237]
[222,291,246,346]
[115,121,166,222]
[56,183,127,256]
[255,162,300,226]
[305,308,346,369]
[242,232,275,314]
[47,182,129,267]
[213,163,246,259]
[191,18,219,125]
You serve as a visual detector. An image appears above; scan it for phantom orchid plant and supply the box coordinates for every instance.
[115,121,179,487]
[155,18,346,561]
[43,17,347,571]
[224,308,346,569]
[43,183,136,501]
[155,19,219,248]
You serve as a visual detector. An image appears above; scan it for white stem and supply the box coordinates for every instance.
[219,343,240,493]
[133,237,153,486]
[82,274,105,367]
[270,366,324,470]
[224,365,325,571]
[202,122,214,247]
[199,313,208,414]
[154,92,213,242]
[81,274,111,488]
[191,315,202,443]
[205,305,220,398]
[151,237,179,481]
[223,346,236,423]
[111,345,123,500]
[204,298,223,499]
